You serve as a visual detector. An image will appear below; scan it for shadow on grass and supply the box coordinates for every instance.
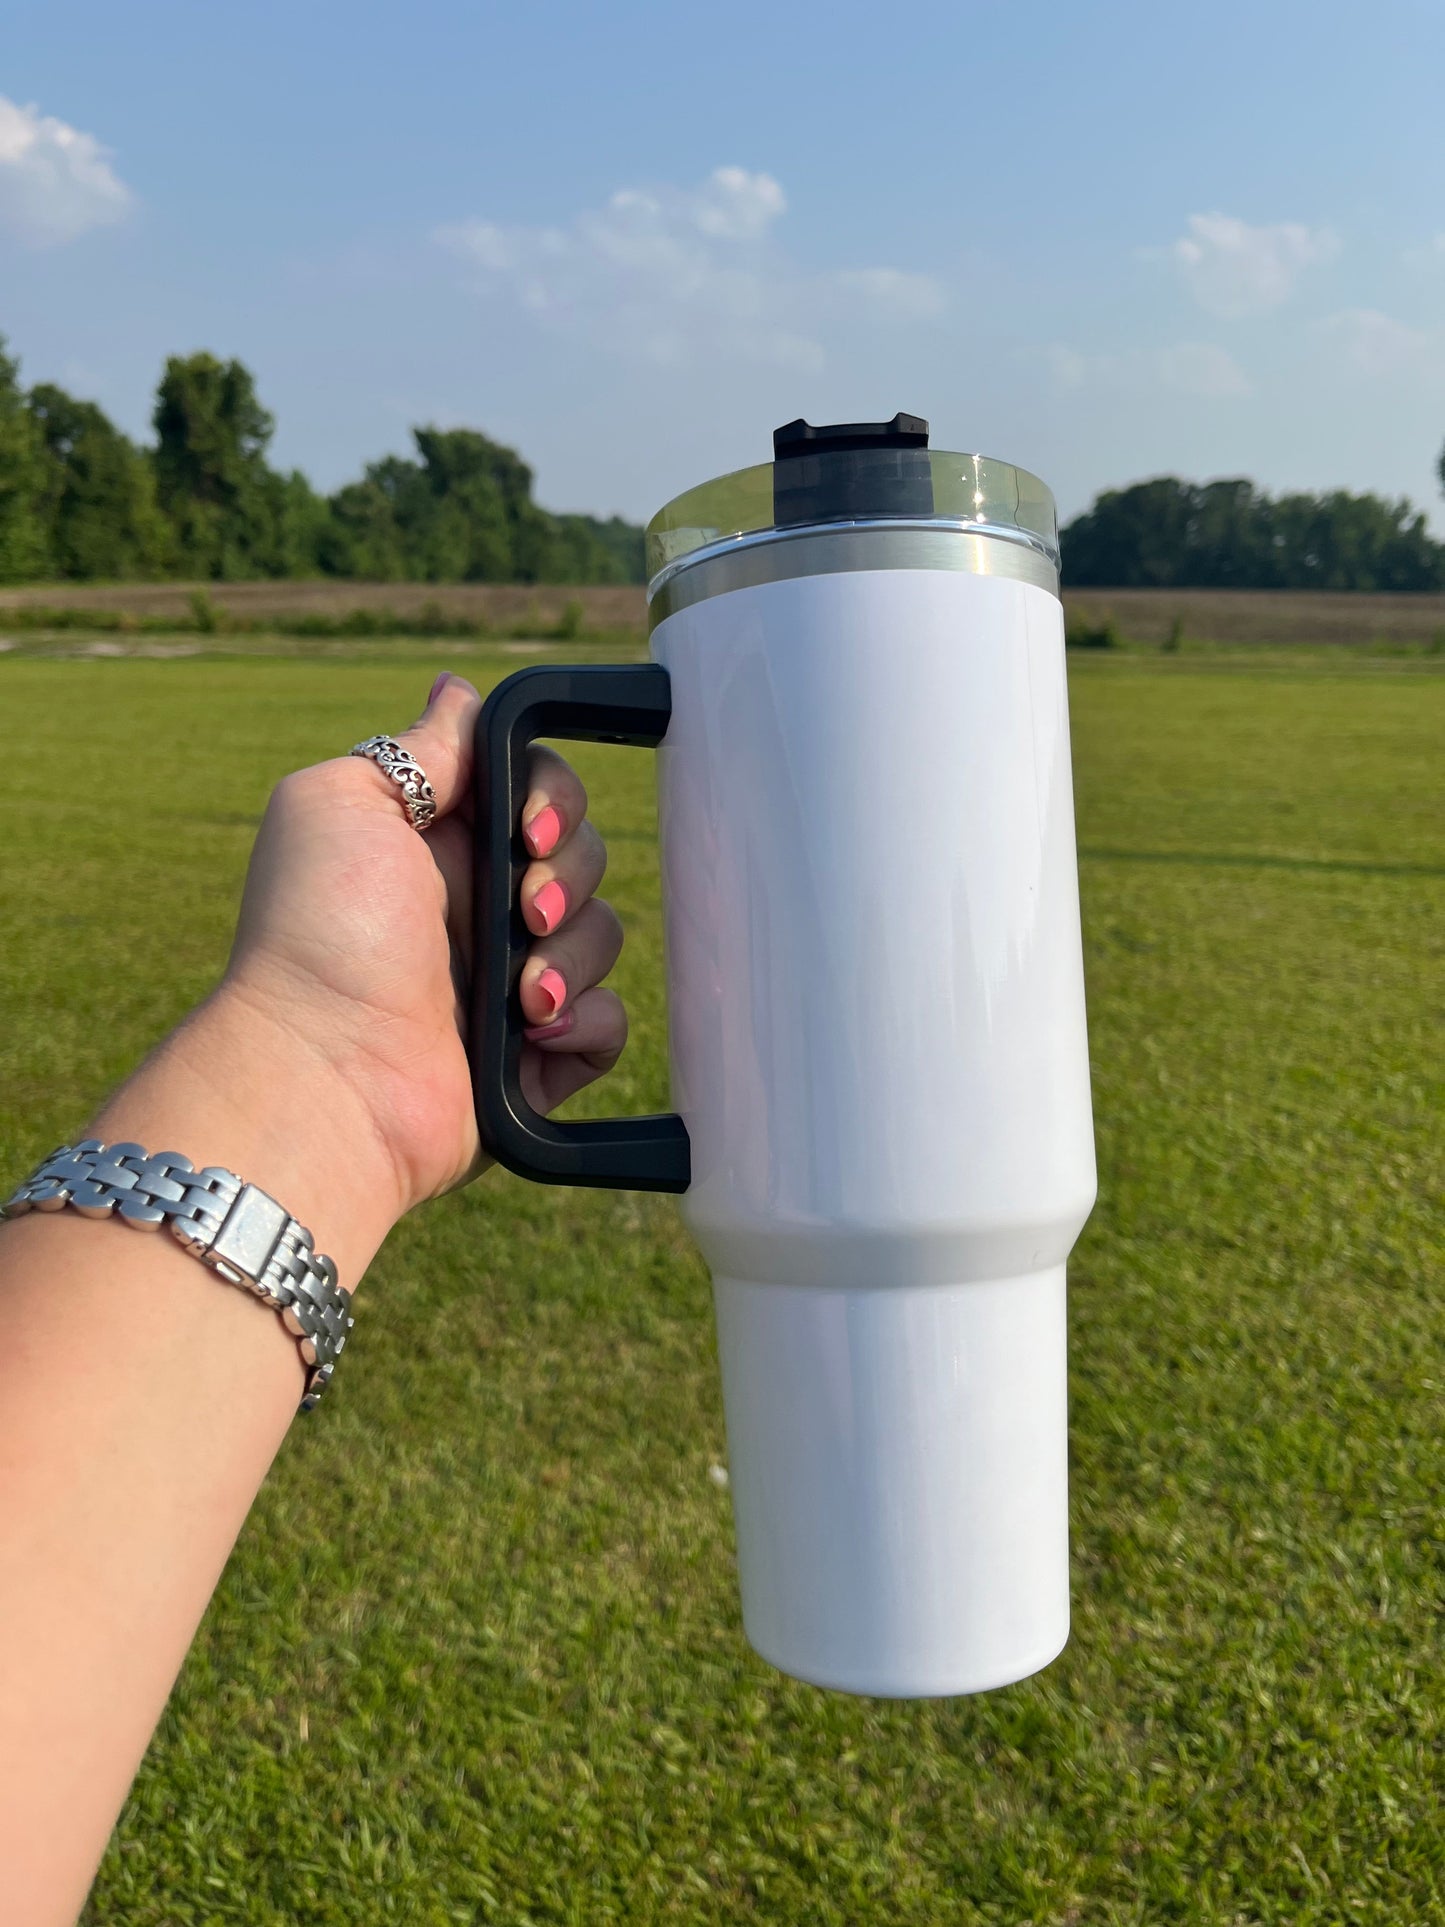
[1080,845,1445,880]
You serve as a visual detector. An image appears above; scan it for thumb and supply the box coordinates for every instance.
[387,672,482,823]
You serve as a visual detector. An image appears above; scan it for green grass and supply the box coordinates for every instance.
[1,642,1442,1925]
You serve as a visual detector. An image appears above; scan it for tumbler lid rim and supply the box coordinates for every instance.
[646,449,1060,594]
[647,518,1061,628]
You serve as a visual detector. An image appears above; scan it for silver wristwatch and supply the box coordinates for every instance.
[1,1140,354,1411]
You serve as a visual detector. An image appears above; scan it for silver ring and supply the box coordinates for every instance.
[349,735,438,832]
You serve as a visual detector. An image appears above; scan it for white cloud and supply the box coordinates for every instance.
[0,96,132,245]
[437,167,944,373]
[1155,341,1253,397]
[690,166,786,240]
[1042,339,1252,399]
[444,220,514,272]
[1160,212,1339,318]
[1315,307,1442,380]
[1402,232,1445,269]
[831,267,946,320]
[1043,344,1088,390]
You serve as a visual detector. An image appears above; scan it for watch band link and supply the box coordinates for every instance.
[1,1140,354,1411]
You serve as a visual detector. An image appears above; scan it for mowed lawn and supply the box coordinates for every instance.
[1,642,1442,1926]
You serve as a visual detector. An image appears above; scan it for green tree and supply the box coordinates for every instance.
[1266,490,1441,590]
[1187,479,1273,587]
[268,468,333,579]
[0,337,48,583]
[1062,476,1444,591]
[322,469,410,579]
[323,453,459,580]
[567,513,644,584]
[411,427,527,580]
[28,383,169,580]
[1061,478,1200,587]
[151,353,283,578]
[317,425,646,584]
[0,335,648,586]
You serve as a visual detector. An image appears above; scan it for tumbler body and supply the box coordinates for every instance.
[649,546,1095,1696]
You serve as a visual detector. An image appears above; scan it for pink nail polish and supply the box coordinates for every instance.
[427,671,450,706]
[525,1008,577,1043]
[534,967,567,1019]
[526,804,563,857]
[533,878,568,933]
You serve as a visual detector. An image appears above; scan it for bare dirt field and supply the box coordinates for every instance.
[0,580,649,629]
[1064,586,1445,647]
[1,578,1443,645]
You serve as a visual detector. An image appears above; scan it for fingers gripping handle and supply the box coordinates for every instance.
[471,664,691,1192]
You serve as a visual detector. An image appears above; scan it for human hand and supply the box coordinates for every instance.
[220,671,628,1225]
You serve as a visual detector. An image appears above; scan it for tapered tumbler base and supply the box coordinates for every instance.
[711,1264,1071,1698]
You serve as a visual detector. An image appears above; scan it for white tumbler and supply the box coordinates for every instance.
[472,414,1096,1698]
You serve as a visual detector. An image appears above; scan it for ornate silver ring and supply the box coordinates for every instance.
[349,735,438,832]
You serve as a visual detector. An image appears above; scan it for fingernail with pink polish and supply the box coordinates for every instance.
[525,1008,577,1043]
[534,967,567,1019]
[427,671,450,706]
[526,804,563,857]
[532,878,568,933]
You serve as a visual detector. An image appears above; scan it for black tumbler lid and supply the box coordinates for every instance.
[771,413,935,526]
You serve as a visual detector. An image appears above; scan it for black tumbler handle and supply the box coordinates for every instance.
[470,663,691,1192]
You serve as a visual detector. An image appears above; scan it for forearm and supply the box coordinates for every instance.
[0,675,606,1921]
[0,987,401,1925]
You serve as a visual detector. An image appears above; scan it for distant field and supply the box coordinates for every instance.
[2,578,1445,647]
[2,640,1442,1923]
[0,578,648,631]
[1065,586,1445,647]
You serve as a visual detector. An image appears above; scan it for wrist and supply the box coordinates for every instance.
[88,977,407,1295]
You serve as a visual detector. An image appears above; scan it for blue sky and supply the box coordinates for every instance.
[3,0,1443,531]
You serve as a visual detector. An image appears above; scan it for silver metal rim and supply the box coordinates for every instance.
[647,521,1061,629]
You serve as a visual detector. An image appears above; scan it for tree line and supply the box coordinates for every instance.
[0,336,644,586]
[1059,472,1445,592]
[2,330,1443,590]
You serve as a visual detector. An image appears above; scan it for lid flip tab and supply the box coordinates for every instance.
[772,413,935,527]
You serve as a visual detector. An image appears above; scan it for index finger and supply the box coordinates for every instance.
[521,746,590,860]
